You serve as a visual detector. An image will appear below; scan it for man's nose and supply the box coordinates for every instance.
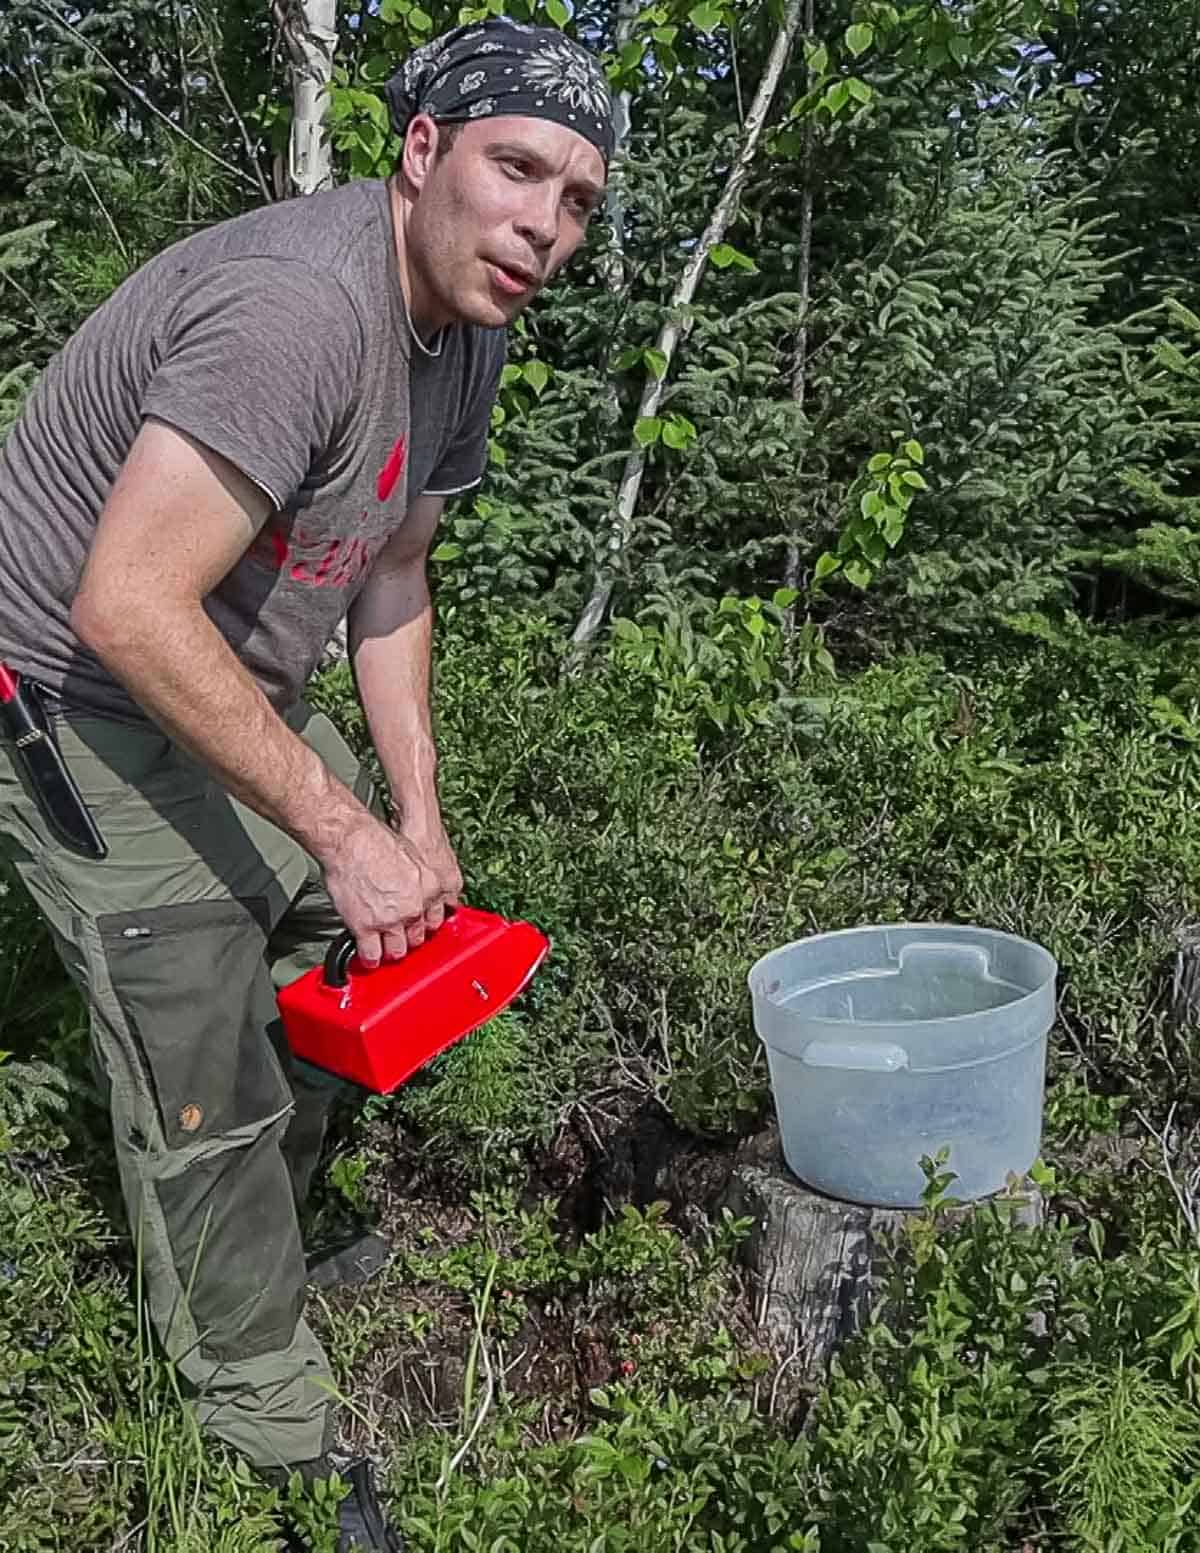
[514,186,559,251]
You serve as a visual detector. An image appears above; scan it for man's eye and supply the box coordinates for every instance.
[503,159,533,179]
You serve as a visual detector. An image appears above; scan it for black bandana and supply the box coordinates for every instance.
[385,19,615,164]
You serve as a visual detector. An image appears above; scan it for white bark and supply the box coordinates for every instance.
[598,0,638,293]
[570,0,806,651]
[275,0,338,196]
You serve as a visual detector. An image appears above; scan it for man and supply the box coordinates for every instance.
[0,19,611,1550]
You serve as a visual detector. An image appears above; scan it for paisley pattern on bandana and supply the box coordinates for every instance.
[385,18,615,163]
[521,37,611,119]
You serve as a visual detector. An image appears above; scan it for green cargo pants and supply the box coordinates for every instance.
[0,695,377,1469]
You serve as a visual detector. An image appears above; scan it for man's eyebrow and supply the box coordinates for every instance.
[485,140,604,201]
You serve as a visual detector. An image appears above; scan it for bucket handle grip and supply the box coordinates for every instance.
[802,1040,909,1073]
[896,942,991,977]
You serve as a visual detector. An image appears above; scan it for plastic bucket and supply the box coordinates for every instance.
[748,923,1058,1207]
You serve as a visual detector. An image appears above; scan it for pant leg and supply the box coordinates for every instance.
[0,708,363,1469]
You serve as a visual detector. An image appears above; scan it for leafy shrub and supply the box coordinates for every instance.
[1044,1361,1200,1550]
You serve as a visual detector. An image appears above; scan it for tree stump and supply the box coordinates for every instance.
[722,1124,1044,1388]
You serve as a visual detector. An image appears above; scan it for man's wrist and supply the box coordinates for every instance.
[391,803,444,841]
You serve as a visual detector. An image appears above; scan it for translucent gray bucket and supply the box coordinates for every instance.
[748,924,1058,1208]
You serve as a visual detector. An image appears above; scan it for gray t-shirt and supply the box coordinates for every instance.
[0,178,505,719]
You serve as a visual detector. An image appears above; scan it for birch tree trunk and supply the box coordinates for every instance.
[599,0,637,294]
[570,0,806,652]
[275,0,338,197]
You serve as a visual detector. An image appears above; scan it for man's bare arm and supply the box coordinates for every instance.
[71,418,439,959]
[348,494,444,835]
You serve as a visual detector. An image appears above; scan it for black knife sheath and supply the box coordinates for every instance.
[0,675,107,859]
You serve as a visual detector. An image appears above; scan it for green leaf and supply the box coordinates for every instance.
[709,242,757,273]
[813,552,841,581]
[903,439,924,463]
[867,452,891,472]
[409,6,433,31]
[662,414,697,449]
[619,38,646,70]
[948,33,971,66]
[843,558,873,588]
[643,347,668,381]
[901,470,928,489]
[431,542,462,562]
[847,77,872,105]
[612,347,641,372]
[522,359,550,396]
[805,43,828,75]
[844,22,873,57]
[380,0,409,18]
[651,25,679,45]
[689,2,723,33]
[772,586,799,609]
[545,0,569,24]
[823,80,850,115]
[634,417,663,446]
[860,490,884,519]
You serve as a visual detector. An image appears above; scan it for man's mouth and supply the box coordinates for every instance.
[486,259,539,297]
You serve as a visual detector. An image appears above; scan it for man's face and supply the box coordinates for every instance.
[402,114,607,330]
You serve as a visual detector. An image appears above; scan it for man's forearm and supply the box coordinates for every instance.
[73,593,369,862]
[348,561,441,836]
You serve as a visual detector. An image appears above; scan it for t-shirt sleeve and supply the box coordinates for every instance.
[141,257,364,510]
[422,329,506,498]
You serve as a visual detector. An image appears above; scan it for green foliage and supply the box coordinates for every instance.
[0,1052,68,1155]
[4,2,1200,1546]
[1045,1361,1200,1550]
[814,441,925,590]
[1087,300,1200,604]
[610,587,830,738]
[393,1011,548,1167]
[394,1388,813,1552]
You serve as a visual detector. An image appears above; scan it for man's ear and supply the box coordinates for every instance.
[401,113,439,192]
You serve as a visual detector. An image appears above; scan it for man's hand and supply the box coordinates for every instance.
[401,818,464,912]
[320,812,446,966]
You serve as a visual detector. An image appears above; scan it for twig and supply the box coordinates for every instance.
[172,1,195,223]
[768,1341,804,1416]
[27,58,128,264]
[435,1257,498,1490]
[1136,1103,1200,1240]
[109,1516,150,1551]
[199,6,274,203]
[31,0,260,192]
[0,265,61,345]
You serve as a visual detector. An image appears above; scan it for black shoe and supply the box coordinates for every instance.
[305,1232,392,1291]
[279,1455,404,1552]
[336,1458,405,1551]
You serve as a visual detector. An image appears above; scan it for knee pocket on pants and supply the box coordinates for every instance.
[96,897,288,1149]
[152,1114,306,1362]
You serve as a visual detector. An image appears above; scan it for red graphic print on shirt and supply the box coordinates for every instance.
[249,518,374,588]
[248,434,404,586]
[376,435,407,502]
